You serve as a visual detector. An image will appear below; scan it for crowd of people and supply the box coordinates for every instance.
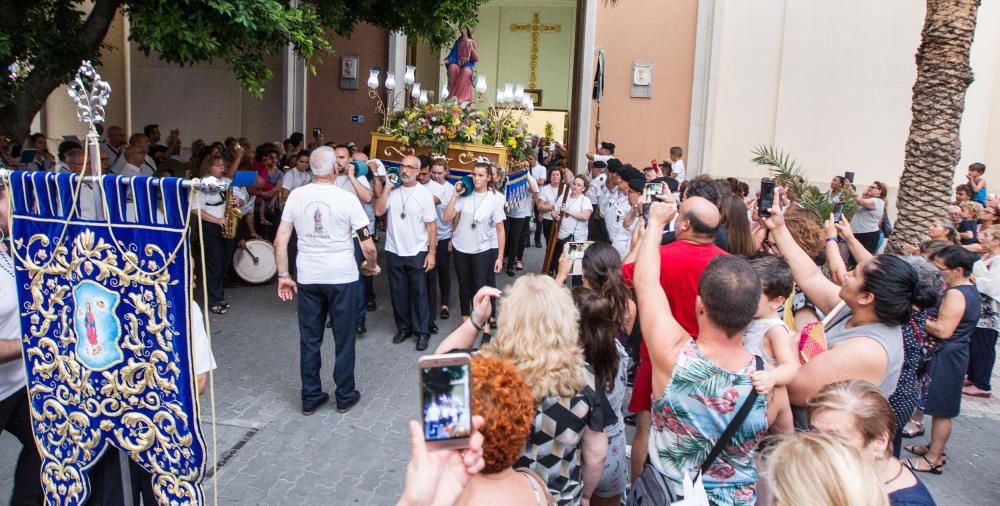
[0,123,997,505]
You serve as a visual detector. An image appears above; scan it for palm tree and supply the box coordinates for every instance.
[889,0,982,253]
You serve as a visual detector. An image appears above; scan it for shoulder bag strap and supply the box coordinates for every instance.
[696,355,765,478]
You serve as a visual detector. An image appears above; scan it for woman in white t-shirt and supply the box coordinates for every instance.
[553,175,594,265]
[849,180,888,257]
[444,162,506,340]
[535,166,570,249]
[191,154,243,315]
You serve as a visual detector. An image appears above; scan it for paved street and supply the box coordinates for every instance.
[3,239,1000,504]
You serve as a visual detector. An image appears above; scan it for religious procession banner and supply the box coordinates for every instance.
[8,172,206,505]
[370,132,531,209]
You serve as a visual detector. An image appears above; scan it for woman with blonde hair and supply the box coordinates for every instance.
[808,380,936,505]
[767,431,889,506]
[436,276,613,505]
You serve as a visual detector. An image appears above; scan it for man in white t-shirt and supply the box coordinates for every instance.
[424,160,455,324]
[330,146,375,335]
[275,146,378,416]
[377,155,437,351]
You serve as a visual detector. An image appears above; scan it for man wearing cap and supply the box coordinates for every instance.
[587,141,616,164]
[586,160,610,243]
[376,155,438,351]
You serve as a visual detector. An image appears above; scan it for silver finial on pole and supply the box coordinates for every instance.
[67,61,111,136]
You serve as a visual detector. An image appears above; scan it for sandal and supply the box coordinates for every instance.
[440,306,450,320]
[516,261,524,271]
[209,305,228,315]
[903,455,944,475]
[221,301,231,309]
[901,421,924,438]
[904,445,947,462]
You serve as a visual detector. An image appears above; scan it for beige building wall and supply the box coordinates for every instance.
[586,0,698,166]
[307,24,389,147]
[700,0,1000,208]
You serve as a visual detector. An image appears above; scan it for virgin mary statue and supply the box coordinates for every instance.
[442,27,479,102]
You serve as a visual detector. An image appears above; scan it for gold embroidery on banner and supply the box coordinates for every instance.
[17,228,202,504]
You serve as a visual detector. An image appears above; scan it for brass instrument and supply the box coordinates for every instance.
[221,188,242,239]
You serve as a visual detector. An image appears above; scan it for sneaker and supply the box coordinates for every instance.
[337,392,362,413]
[302,393,330,416]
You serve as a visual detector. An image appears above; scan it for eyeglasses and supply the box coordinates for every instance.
[400,164,419,170]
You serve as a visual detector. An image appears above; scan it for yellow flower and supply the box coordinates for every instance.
[506,138,517,148]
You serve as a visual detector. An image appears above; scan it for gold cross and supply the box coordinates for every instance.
[510,12,561,89]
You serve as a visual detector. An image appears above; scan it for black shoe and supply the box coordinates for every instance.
[416,335,430,351]
[366,300,377,311]
[440,307,450,320]
[506,266,516,277]
[429,322,439,334]
[356,323,367,335]
[534,240,542,248]
[336,391,362,413]
[392,332,412,344]
[302,393,330,416]
[624,414,637,426]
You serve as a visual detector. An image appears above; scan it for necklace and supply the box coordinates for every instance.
[398,185,418,220]
[883,459,904,486]
[0,249,13,279]
[470,191,484,229]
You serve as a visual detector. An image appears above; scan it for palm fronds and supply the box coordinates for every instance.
[751,144,856,220]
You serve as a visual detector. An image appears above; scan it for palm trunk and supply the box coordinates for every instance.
[889,0,981,253]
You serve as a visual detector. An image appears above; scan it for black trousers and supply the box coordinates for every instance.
[505,216,529,266]
[427,238,452,313]
[533,209,543,242]
[454,248,497,317]
[297,282,360,407]
[520,215,532,258]
[542,219,555,248]
[0,389,43,505]
[589,216,609,243]
[199,222,233,307]
[967,327,998,390]
[388,251,431,336]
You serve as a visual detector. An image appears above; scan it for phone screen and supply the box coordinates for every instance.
[313,128,322,138]
[759,179,776,218]
[644,182,664,197]
[421,359,472,444]
[833,202,845,222]
[844,171,855,183]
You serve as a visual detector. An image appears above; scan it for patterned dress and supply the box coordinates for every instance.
[649,339,768,506]
[515,364,614,505]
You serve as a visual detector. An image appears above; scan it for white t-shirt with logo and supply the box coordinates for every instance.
[452,190,507,254]
[538,184,568,220]
[385,184,437,257]
[558,194,594,241]
[281,183,370,284]
[425,180,455,240]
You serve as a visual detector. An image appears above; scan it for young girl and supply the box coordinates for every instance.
[957,200,983,246]
[745,254,801,434]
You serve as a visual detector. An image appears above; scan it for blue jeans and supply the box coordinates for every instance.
[297,282,360,407]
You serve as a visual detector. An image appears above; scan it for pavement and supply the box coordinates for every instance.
[2,234,1000,504]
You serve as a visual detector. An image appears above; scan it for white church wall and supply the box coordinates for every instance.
[704,0,1000,206]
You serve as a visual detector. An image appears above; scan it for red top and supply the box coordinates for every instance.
[623,239,728,358]
[253,161,274,192]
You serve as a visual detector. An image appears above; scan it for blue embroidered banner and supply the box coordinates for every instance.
[8,171,206,505]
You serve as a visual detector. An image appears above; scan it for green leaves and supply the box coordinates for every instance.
[751,144,856,221]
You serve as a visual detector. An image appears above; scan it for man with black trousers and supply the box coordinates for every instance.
[376,155,438,351]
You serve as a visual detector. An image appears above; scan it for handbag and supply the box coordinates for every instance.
[626,356,765,506]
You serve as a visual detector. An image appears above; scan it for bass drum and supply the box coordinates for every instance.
[233,239,277,284]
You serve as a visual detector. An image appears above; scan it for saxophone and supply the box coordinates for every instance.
[221,188,243,239]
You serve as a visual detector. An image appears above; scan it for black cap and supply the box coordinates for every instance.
[601,141,616,152]
[606,158,623,174]
[593,160,607,169]
[627,176,645,193]
[619,167,643,182]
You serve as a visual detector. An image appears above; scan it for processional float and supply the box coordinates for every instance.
[2,61,222,505]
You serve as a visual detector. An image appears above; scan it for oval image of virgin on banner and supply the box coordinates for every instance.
[72,280,124,370]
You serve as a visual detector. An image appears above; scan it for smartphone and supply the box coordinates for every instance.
[567,241,593,276]
[312,127,322,138]
[419,353,473,449]
[644,182,664,197]
[844,171,855,183]
[758,178,776,218]
[832,202,845,222]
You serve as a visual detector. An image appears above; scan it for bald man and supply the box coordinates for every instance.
[121,144,146,177]
[621,195,729,478]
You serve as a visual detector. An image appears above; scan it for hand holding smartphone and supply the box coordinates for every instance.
[832,202,845,223]
[420,353,473,450]
[758,178,776,218]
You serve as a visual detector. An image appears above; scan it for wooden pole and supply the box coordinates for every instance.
[541,181,570,274]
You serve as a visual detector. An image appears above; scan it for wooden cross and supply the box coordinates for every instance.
[510,12,561,89]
